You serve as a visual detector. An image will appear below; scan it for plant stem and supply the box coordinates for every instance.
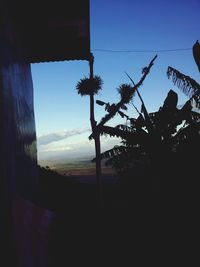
[89,55,157,139]
[89,54,103,206]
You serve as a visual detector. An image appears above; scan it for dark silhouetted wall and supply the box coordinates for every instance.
[0,1,38,264]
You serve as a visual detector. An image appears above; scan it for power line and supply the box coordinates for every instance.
[92,48,192,53]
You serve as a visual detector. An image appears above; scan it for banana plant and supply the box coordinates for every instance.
[94,89,200,191]
[167,40,200,108]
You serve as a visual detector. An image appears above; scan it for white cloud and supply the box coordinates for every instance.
[37,134,121,161]
[37,127,90,146]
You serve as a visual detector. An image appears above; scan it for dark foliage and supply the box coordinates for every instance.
[92,43,199,192]
[76,75,103,96]
[37,165,129,209]
[193,40,200,72]
[117,84,133,103]
[167,67,200,108]
[167,40,200,108]
[96,90,200,192]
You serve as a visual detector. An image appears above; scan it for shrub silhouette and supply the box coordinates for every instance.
[94,41,200,192]
[97,89,199,192]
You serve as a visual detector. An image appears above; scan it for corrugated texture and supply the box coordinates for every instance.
[0,29,38,201]
[0,0,39,262]
[0,1,90,261]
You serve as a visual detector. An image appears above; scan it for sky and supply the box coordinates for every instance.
[31,0,200,162]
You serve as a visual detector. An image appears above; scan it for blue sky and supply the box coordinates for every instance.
[31,0,200,161]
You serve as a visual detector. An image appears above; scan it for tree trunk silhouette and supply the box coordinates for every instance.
[89,55,157,140]
[89,55,102,206]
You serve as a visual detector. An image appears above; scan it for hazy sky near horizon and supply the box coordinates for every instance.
[31,0,200,161]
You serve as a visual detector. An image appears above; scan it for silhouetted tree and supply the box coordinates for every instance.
[89,55,157,140]
[76,54,103,204]
[76,55,157,201]
[92,42,200,192]
[96,90,200,191]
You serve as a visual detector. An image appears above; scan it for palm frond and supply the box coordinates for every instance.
[100,125,149,148]
[102,145,150,174]
[167,67,200,98]
[92,145,126,162]
[100,125,134,139]
[116,124,132,131]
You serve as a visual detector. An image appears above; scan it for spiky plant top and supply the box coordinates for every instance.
[76,75,103,96]
[117,84,133,103]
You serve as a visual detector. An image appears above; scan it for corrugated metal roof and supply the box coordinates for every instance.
[7,0,90,62]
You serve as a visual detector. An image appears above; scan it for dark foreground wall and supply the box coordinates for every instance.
[0,0,38,199]
[0,56,38,198]
[0,1,38,264]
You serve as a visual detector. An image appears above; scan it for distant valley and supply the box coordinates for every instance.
[38,156,116,176]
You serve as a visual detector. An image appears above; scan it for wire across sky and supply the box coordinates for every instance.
[92,48,192,53]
